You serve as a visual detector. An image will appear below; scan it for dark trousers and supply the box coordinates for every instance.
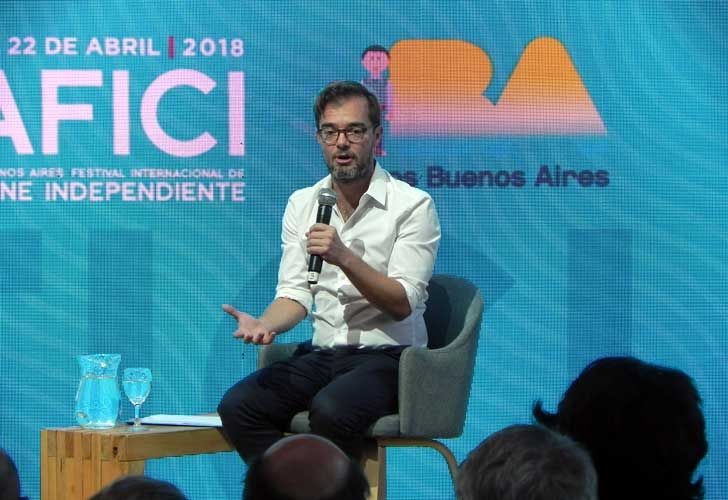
[217,342,404,464]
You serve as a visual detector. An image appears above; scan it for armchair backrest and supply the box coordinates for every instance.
[424,274,483,349]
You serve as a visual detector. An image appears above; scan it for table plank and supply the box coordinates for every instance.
[40,430,57,500]
[116,426,233,461]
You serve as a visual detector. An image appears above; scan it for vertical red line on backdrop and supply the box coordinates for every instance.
[167,36,174,58]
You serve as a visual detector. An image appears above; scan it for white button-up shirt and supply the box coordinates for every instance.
[275,164,440,348]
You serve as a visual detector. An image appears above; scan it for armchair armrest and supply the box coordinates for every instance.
[397,347,473,437]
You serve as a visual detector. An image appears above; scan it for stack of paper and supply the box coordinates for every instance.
[135,414,223,427]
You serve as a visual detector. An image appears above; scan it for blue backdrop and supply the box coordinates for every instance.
[1,1,726,498]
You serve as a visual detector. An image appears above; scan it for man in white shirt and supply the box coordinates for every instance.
[218,81,440,463]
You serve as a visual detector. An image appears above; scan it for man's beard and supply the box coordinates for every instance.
[326,154,373,184]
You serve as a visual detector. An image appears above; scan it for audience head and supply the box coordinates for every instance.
[0,448,25,500]
[456,424,597,500]
[533,356,708,500]
[87,475,188,500]
[243,434,369,500]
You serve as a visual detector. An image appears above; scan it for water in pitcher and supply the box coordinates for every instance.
[75,354,121,429]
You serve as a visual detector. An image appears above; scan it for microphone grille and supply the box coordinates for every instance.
[318,188,337,206]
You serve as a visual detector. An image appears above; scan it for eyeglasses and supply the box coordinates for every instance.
[317,126,369,145]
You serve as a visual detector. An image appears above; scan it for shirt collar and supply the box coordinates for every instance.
[323,162,388,208]
[361,162,387,208]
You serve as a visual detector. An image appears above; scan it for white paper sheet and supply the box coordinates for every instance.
[134,414,223,427]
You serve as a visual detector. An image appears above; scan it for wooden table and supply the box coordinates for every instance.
[41,423,404,500]
[40,424,233,500]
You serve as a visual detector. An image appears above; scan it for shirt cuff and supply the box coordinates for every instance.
[394,277,424,316]
[274,287,313,315]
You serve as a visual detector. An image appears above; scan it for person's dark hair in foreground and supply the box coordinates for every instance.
[243,434,369,500]
[533,356,708,500]
[0,447,26,500]
[87,475,188,500]
[456,424,597,500]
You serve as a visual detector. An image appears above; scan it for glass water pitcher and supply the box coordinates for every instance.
[75,354,121,429]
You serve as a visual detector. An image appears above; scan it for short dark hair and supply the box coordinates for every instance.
[533,356,708,500]
[361,45,389,59]
[88,475,188,500]
[244,456,369,500]
[314,81,381,129]
[1,448,23,500]
[457,424,597,500]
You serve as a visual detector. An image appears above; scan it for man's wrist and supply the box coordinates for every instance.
[258,317,274,333]
[337,247,360,272]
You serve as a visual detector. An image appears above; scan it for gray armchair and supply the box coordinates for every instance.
[257,274,484,499]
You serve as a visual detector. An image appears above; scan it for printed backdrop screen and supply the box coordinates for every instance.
[1,2,726,499]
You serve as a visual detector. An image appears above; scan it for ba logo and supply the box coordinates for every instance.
[388,38,605,136]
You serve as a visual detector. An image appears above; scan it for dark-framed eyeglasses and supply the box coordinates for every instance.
[317,126,369,145]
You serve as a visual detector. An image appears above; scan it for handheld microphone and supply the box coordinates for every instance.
[307,188,337,284]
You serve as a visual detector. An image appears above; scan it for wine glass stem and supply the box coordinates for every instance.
[134,404,141,427]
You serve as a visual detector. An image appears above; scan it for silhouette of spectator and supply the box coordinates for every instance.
[533,356,708,500]
[243,434,369,500]
[0,448,27,500]
[456,424,597,500]
[88,475,188,500]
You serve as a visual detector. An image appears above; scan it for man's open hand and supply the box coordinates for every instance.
[222,304,277,345]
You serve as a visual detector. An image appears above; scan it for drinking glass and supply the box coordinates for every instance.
[122,367,152,432]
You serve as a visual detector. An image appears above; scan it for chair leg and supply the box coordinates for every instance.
[361,439,387,500]
[377,438,459,493]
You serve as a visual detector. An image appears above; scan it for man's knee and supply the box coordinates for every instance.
[217,388,237,422]
[309,392,362,435]
[217,377,260,424]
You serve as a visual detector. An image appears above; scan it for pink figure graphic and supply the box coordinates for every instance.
[361,45,392,156]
